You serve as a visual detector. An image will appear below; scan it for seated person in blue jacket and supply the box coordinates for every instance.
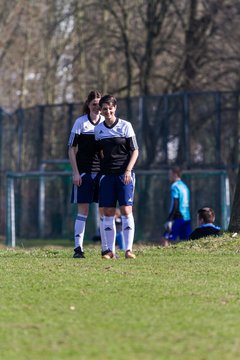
[189,207,221,240]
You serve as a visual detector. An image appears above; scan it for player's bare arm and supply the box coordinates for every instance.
[124,149,139,185]
[68,146,82,186]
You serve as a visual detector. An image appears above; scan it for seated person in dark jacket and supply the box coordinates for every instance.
[189,207,221,240]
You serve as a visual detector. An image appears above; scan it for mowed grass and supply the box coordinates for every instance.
[1,235,240,360]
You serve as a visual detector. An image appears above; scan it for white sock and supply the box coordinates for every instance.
[100,216,108,252]
[74,214,87,250]
[122,214,135,252]
[103,216,116,253]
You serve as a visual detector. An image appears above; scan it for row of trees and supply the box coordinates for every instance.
[0,0,240,111]
[1,0,240,232]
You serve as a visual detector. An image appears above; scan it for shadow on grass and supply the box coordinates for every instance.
[1,238,78,249]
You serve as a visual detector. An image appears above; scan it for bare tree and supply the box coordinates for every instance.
[133,0,174,95]
[1,0,240,112]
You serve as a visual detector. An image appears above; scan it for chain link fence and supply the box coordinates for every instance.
[5,169,230,246]
[1,91,239,242]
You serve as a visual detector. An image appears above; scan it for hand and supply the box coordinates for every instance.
[72,173,82,186]
[164,221,173,233]
[123,170,131,184]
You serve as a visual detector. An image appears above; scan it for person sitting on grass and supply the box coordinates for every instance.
[189,207,221,240]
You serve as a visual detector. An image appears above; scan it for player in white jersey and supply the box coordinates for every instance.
[68,90,105,258]
[94,95,139,259]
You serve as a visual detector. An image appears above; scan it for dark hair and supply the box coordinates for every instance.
[198,207,215,223]
[99,94,117,108]
[171,166,182,178]
[82,90,101,115]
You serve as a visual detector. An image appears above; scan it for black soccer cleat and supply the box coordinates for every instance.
[101,249,114,259]
[73,246,85,258]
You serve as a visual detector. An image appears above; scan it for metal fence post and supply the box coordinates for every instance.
[38,163,46,238]
[6,174,16,247]
[16,108,24,172]
[183,92,190,167]
[163,94,169,165]
[215,92,222,167]
[138,96,144,149]
[220,171,231,230]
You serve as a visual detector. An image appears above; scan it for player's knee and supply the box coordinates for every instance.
[104,208,116,217]
[120,205,132,216]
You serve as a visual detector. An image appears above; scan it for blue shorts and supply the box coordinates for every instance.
[163,219,192,241]
[99,173,135,208]
[71,172,100,204]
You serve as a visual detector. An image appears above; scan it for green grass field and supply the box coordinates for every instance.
[1,235,240,360]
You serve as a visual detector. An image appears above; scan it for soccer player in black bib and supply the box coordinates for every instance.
[68,90,105,258]
[95,95,139,259]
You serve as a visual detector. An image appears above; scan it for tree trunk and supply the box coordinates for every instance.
[228,166,240,232]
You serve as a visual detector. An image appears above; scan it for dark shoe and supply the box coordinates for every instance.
[101,249,114,259]
[73,246,85,258]
[125,250,136,259]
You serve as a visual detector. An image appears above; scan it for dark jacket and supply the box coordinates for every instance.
[189,225,221,240]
